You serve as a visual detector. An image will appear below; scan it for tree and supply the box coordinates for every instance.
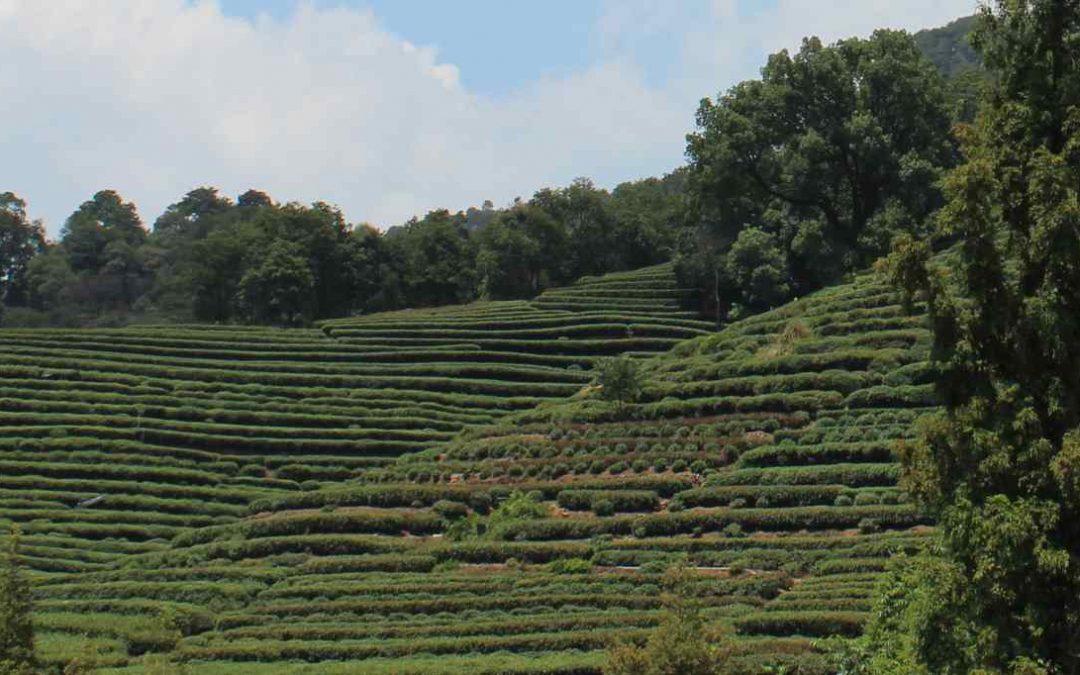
[594,355,645,406]
[387,210,476,307]
[604,563,731,675]
[533,178,619,278]
[235,240,315,326]
[0,193,45,308]
[681,29,956,319]
[343,224,400,314]
[475,204,567,299]
[152,187,232,243]
[724,227,789,313]
[870,2,1080,672]
[606,172,684,270]
[61,190,146,274]
[0,527,34,674]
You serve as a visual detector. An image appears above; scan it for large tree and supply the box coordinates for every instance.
[236,239,316,326]
[0,193,45,309]
[869,2,1080,672]
[682,29,956,318]
[475,204,568,300]
[387,210,477,307]
[61,190,146,274]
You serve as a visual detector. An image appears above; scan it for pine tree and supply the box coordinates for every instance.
[0,526,34,675]
[870,2,1080,672]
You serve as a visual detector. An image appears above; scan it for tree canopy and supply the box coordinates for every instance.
[679,29,956,319]
[0,172,683,327]
[866,2,1080,672]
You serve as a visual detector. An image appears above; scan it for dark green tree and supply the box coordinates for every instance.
[387,210,477,307]
[723,227,789,313]
[0,193,45,309]
[61,190,146,274]
[533,178,619,278]
[475,204,567,299]
[606,172,684,270]
[681,29,956,319]
[867,2,1080,672]
[236,239,316,326]
[0,527,34,674]
[152,186,233,243]
[343,223,401,314]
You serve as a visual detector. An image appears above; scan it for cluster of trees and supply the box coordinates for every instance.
[0,176,683,327]
[1,20,983,330]
[676,28,963,320]
[859,2,1080,672]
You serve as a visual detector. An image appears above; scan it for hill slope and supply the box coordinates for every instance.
[1,265,936,673]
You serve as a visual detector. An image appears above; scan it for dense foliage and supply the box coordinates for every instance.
[0,23,982,331]
[0,176,683,328]
[0,193,46,320]
[868,2,1080,672]
[678,29,957,320]
[0,528,34,674]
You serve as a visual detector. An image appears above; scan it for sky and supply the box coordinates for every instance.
[0,0,978,235]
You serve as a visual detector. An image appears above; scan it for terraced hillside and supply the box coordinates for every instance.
[0,265,936,673]
[0,263,705,575]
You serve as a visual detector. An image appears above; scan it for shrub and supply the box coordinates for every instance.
[433,500,469,520]
[593,500,616,517]
[834,495,854,507]
[547,558,593,574]
[722,523,743,538]
[858,518,881,534]
[240,465,264,478]
[0,527,34,672]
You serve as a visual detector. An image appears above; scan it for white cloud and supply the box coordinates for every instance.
[0,0,977,235]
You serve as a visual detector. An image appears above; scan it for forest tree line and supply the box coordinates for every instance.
[0,18,981,328]
[0,175,682,327]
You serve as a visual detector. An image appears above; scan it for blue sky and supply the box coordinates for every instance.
[1,1,976,233]
[219,1,613,96]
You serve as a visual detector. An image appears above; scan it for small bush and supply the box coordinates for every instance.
[433,500,469,520]
[547,557,593,574]
[858,518,881,534]
[593,499,615,517]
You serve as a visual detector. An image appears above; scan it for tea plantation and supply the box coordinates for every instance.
[0,263,935,673]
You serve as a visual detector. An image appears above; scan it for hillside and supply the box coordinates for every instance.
[0,263,938,673]
[914,15,978,77]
